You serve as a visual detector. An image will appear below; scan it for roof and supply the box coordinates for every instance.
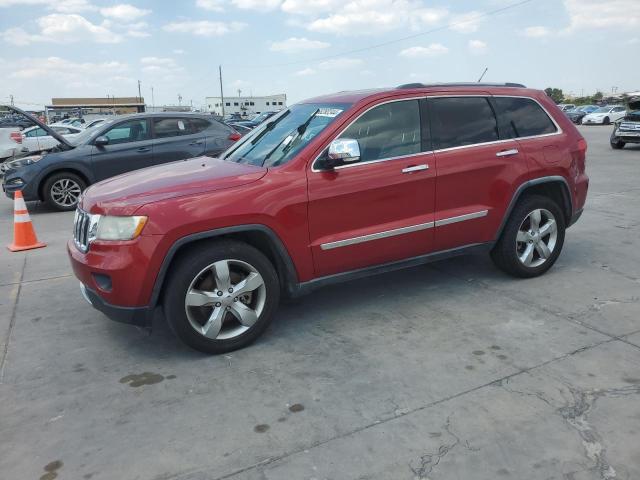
[301,82,531,106]
[49,97,145,107]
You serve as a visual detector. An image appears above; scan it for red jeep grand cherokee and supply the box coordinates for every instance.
[68,83,589,354]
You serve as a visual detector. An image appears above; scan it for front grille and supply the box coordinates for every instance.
[619,122,640,131]
[73,209,92,252]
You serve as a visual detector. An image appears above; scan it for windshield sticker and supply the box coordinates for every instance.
[317,108,343,118]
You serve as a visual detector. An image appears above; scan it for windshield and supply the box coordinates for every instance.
[593,107,611,113]
[222,103,349,167]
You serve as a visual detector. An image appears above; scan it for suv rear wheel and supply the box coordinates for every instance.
[610,139,625,149]
[43,172,86,211]
[491,195,565,278]
[164,240,280,354]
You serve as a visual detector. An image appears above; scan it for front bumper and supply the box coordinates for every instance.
[582,117,604,124]
[79,283,151,327]
[2,168,40,200]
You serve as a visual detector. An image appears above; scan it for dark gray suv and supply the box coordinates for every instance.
[1,112,241,211]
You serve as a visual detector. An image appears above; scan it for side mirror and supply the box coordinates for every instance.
[94,136,109,146]
[328,138,360,164]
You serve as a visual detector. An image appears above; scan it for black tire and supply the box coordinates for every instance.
[603,116,610,125]
[491,195,566,278]
[163,240,280,354]
[610,139,625,149]
[43,172,86,211]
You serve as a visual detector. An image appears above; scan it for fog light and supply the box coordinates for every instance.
[6,178,24,186]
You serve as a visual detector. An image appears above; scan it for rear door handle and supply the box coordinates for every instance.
[402,164,429,173]
[496,148,519,157]
[189,141,204,146]
[137,147,151,153]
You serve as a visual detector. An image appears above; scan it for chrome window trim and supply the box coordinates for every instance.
[311,96,427,173]
[311,94,563,172]
[319,209,488,250]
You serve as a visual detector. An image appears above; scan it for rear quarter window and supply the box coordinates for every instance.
[494,97,558,138]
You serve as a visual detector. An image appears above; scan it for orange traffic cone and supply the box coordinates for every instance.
[7,191,46,252]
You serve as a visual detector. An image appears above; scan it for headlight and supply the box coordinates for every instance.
[8,155,43,169]
[95,215,148,241]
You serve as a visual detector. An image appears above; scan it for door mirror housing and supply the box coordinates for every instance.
[94,136,109,146]
[328,138,360,163]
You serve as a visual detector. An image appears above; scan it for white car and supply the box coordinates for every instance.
[19,124,83,152]
[582,105,627,125]
[85,118,107,129]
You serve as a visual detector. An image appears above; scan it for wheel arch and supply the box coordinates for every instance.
[38,168,91,201]
[495,176,573,241]
[149,225,299,309]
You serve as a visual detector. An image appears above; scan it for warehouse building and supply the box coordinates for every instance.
[205,94,286,117]
[45,97,145,122]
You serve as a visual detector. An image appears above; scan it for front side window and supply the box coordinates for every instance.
[222,103,349,167]
[338,99,421,164]
[430,97,498,149]
[495,97,558,138]
[103,119,149,145]
[154,118,191,138]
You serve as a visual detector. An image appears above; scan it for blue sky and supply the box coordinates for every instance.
[0,0,638,110]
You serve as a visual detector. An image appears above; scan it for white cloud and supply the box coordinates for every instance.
[306,0,448,35]
[140,56,182,74]
[100,4,151,21]
[295,67,316,76]
[172,49,185,54]
[232,0,281,10]
[399,43,448,58]
[0,0,96,13]
[318,57,363,69]
[449,11,482,33]
[9,56,127,80]
[270,37,330,53]
[281,0,344,15]
[196,0,224,11]
[523,26,551,38]
[468,39,487,54]
[2,13,122,45]
[563,0,640,31]
[163,20,246,36]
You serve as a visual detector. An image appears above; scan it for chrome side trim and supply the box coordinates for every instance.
[320,209,489,250]
[320,221,434,250]
[435,210,488,227]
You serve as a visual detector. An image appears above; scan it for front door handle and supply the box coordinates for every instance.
[402,164,429,173]
[137,147,151,153]
[496,148,519,157]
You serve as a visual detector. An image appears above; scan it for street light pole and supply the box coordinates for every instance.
[219,65,225,117]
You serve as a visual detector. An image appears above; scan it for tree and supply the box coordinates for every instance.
[593,91,604,101]
[544,87,564,104]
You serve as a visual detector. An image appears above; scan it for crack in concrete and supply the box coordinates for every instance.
[0,273,73,288]
[0,256,26,383]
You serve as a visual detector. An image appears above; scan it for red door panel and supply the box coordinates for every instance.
[307,153,436,277]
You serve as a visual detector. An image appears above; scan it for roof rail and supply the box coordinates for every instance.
[396,82,527,89]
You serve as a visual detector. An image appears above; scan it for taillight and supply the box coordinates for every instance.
[228,132,242,141]
[10,132,22,144]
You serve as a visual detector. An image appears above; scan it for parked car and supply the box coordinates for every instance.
[59,117,86,127]
[0,127,20,161]
[67,82,589,354]
[565,105,598,124]
[18,124,84,153]
[230,111,278,129]
[0,114,35,130]
[557,104,576,112]
[85,118,107,129]
[610,98,640,149]
[226,123,252,136]
[582,105,627,125]
[2,110,242,211]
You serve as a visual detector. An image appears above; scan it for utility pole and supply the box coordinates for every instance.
[477,67,488,83]
[138,80,142,105]
[9,94,14,106]
[151,86,155,110]
[178,94,182,106]
[219,65,225,117]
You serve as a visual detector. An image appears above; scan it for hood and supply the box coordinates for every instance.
[82,157,267,215]
[5,105,73,150]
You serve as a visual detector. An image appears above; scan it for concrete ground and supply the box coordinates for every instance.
[1,126,639,480]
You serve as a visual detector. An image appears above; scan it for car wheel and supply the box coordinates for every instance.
[43,172,86,211]
[603,116,610,125]
[610,139,625,149]
[163,240,280,354]
[491,195,565,278]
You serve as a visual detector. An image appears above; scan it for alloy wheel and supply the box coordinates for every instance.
[516,208,558,268]
[50,178,82,207]
[184,259,266,340]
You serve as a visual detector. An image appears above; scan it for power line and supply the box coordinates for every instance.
[228,0,535,69]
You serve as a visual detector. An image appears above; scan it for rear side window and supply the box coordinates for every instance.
[190,118,212,134]
[430,97,498,149]
[339,99,421,163]
[494,97,557,138]
[153,118,192,138]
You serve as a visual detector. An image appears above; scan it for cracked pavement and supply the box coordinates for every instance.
[1,126,639,480]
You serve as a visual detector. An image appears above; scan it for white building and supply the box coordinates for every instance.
[205,94,286,117]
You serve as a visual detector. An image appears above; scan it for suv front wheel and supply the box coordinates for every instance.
[491,195,566,278]
[164,240,280,354]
